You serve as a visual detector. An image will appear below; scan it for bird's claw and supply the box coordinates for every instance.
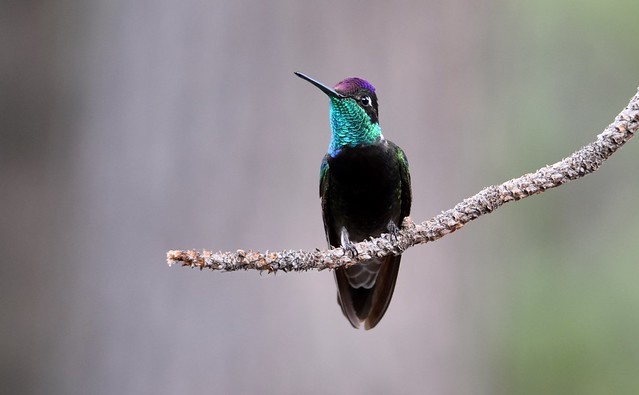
[387,221,401,242]
[343,241,359,259]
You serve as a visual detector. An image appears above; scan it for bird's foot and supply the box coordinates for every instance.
[340,227,358,258]
[387,221,401,242]
[342,240,359,259]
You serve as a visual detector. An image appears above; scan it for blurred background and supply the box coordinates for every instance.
[2,1,639,394]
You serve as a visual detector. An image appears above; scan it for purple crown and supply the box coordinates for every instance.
[334,77,375,96]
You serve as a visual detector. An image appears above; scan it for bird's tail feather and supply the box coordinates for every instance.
[334,254,401,330]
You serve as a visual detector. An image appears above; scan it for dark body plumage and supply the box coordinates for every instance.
[295,72,412,329]
[321,141,411,329]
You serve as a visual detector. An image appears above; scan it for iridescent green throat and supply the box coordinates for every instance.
[329,97,382,156]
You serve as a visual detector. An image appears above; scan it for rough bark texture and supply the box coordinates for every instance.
[167,89,639,273]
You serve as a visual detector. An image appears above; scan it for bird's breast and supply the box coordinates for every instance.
[326,144,402,240]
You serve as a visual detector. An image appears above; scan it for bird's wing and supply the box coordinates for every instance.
[395,143,412,219]
[319,154,338,246]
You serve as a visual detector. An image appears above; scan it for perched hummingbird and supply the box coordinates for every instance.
[295,72,412,330]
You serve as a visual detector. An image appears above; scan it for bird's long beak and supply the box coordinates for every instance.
[294,72,345,99]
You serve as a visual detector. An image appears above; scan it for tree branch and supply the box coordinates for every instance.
[167,88,639,272]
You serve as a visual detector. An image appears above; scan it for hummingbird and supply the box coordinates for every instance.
[295,72,412,330]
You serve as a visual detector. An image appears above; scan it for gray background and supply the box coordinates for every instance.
[2,1,639,394]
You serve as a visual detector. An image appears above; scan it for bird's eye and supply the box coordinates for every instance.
[359,96,372,107]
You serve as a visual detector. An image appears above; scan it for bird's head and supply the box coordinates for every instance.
[295,72,383,155]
